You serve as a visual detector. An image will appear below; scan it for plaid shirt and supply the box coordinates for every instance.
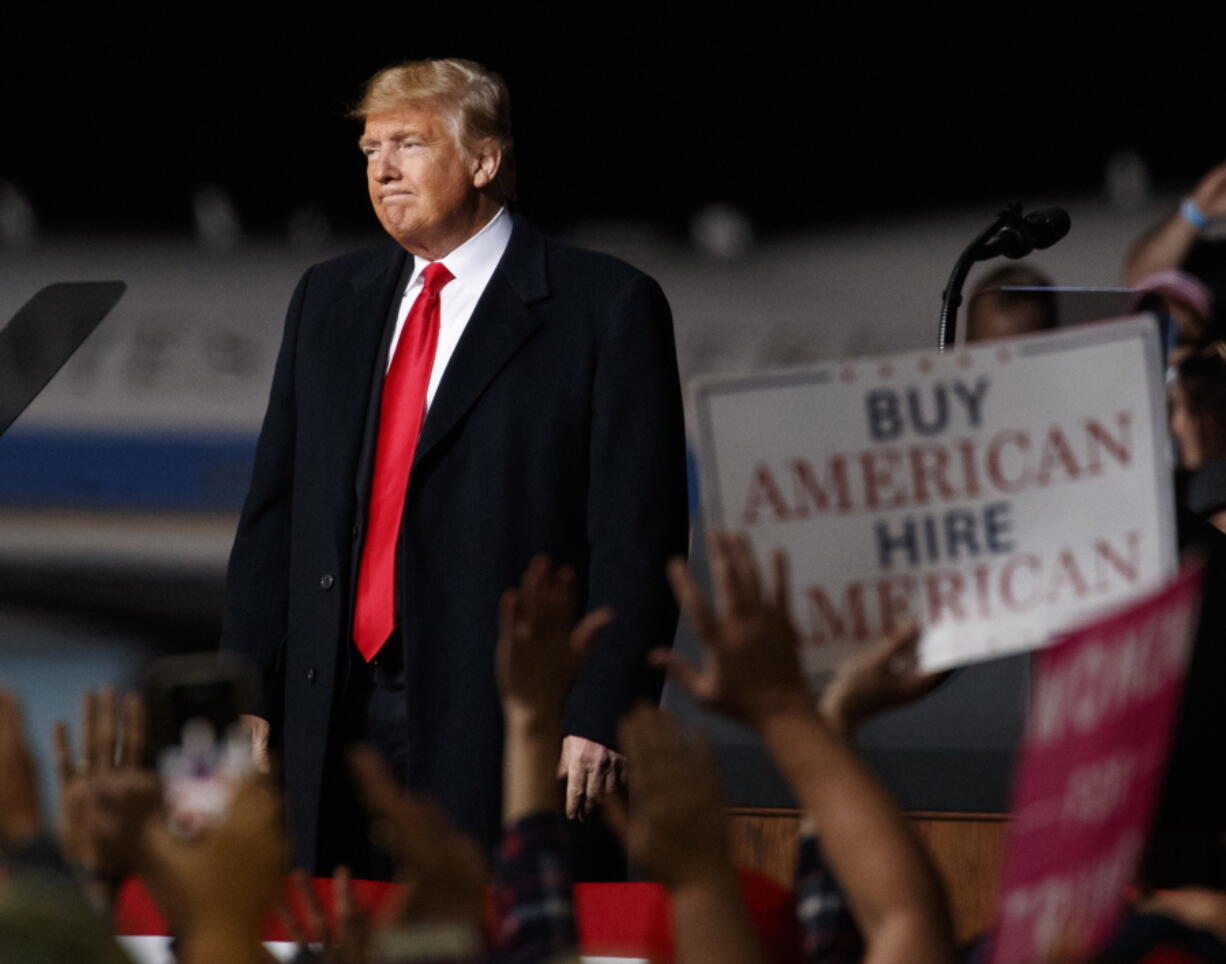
[795,831,864,963]
[368,812,575,964]
[490,811,577,964]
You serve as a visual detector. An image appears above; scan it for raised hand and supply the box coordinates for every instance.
[1125,158,1226,288]
[655,532,811,729]
[605,705,731,889]
[606,705,767,964]
[278,866,370,964]
[819,623,947,738]
[495,555,613,730]
[348,744,487,928]
[141,776,286,961]
[1191,159,1226,219]
[0,689,42,849]
[495,554,618,820]
[659,543,955,963]
[53,688,153,875]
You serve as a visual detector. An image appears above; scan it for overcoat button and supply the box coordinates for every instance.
[320,573,335,590]
[307,667,317,683]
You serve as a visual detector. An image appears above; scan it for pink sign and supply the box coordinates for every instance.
[990,564,1201,964]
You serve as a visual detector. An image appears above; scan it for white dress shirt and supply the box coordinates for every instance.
[386,206,513,408]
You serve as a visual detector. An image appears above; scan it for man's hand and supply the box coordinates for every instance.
[239,714,271,774]
[654,532,812,730]
[557,734,623,820]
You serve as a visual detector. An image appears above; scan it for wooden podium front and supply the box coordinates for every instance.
[728,807,1008,944]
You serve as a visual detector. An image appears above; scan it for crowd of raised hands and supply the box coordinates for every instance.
[0,534,957,963]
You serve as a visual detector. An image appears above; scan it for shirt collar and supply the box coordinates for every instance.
[407,206,511,289]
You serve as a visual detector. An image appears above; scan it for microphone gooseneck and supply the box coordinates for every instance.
[937,203,1071,351]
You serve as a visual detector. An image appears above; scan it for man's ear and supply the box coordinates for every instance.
[471,140,502,190]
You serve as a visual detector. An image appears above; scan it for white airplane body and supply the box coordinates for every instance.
[0,196,1170,587]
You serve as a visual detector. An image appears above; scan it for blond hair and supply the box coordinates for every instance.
[354,58,515,200]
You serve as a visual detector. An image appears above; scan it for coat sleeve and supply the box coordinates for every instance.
[564,271,689,748]
[218,267,311,727]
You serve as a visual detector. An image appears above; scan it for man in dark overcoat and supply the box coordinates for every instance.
[220,58,688,874]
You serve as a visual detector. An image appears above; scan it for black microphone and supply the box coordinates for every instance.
[982,221,1030,259]
[1024,207,1070,250]
[938,202,1072,350]
[978,206,1070,261]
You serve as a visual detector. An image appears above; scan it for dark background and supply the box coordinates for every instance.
[3,15,1221,239]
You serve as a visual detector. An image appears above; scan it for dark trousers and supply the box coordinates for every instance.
[315,640,408,880]
[312,637,628,882]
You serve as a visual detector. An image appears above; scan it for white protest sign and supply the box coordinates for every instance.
[693,317,1176,678]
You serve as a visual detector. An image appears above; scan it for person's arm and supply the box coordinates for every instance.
[757,707,953,963]
[219,267,315,730]
[139,779,285,964]
[493,556,610,962]
[563,271,689,817]
[606,705,766,964]
[789,623,946,959]
[348,747,488,963]
[1123,160,1226,286]
[490,814,578,964]
[497,556,613,824]
[659,534,956,964]
[0,689,42,855]
[53,689,160,906]
[0,690,137,962]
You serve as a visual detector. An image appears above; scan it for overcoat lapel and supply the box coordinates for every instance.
[334,246,410,511]
[412,216,550,468]
[316,245,406,686]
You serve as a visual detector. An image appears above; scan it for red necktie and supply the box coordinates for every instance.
[353,262,454,661]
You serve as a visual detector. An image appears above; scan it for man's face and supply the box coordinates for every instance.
[360,106,486,258]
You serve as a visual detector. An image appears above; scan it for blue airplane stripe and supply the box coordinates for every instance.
[0,430,257,510]
[0,431,702,515]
